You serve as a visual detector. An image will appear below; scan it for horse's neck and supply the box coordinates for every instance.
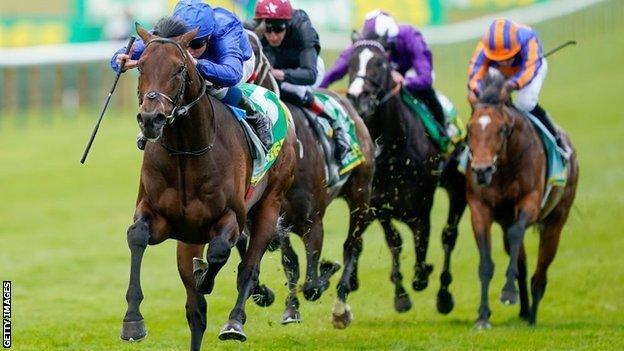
[501,107,540,167]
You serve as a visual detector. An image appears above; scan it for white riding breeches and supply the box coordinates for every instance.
[279,56,325,99]
[513,58,548,112]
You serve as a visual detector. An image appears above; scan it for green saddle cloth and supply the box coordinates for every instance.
[313,91,365,175]
[239,83,290,185]
[399,89,465,155]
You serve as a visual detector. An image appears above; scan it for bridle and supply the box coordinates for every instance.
[138,37,215,156]
[140,38,207,125]
[467,103,518,171]
[350,40,402,112]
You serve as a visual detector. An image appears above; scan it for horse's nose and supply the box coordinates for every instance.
[471,164,495,186]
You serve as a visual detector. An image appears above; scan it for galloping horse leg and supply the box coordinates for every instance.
[502,227,529,320]
[501,210,533,305]
[437,165,467,314]
[409,213,434,292]
[380,218,412,313]
[302,217,340,301]
[280,231,301,324]
[177,242,207,351]
[470,201,494,329]
[530,208,567,325]
[332,200,373,329]
[235,233,275,307]
[194,209,239,295]
[219,201,281,341]
[121,204,170,342]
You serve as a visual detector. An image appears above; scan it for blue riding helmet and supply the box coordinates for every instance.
[172,0,216,39]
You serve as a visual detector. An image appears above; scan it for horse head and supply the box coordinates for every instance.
[346,40,392,120]
[467,70,515,186]
[135,23,200,141]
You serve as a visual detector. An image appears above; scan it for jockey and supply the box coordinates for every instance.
[468,19,569,155]
[253,0,351,160]
[320,10,447,135]
[111,0,273,149]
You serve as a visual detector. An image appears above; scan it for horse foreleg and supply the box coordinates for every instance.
[194,209,239,295]
[302,218,339,301]
[470,200,494,329]
[280,232,301,324]
[236,233,275,307]
[219,202,280,341]
[177,242,207,351]
[503,228,530,320]
[380,218,412,313]
[501,209,534,305]
[437,181,467,314]
[409,216,434,292]
[332,205,373,329]
[121,208,170,342]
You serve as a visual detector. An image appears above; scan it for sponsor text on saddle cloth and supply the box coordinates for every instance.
[457,111,569,214]
[313,91,365,175]
[400,89,465,155]
[225,83,290,185]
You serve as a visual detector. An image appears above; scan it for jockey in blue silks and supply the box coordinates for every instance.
[111,0,273,149]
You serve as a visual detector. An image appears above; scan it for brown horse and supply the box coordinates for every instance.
[246,32,376,325]
[119,23,295,348]
[341,40,468,326]
[466,71,579,328]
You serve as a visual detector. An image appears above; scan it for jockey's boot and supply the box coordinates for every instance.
[304,91,351,160]
[137,132,147,150]
[240,94,273,149]
[530,104,571,159]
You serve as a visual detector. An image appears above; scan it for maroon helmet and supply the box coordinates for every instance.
[254,0,293,21]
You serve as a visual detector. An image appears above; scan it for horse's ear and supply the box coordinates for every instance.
[179,27,199,48]
[351,30,360,43]
[498,88,511,106]
[379,33,389,50]
[468,91,479,108]
[135,22,153,43]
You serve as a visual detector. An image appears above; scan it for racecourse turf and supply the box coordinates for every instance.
[1,1,623,350]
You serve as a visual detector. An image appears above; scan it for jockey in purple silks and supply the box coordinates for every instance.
[320,10,446,132]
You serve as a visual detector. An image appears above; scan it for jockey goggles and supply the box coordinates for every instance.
[265,21,287,33]
[189,36,209,49]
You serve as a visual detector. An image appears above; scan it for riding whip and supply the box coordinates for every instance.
[80,36,136,164]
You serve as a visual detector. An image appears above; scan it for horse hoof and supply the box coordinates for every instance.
[120,320,147,342]
[519,309,530,321]
[412,264,433,291]
[332,301,352,329]
[303,283,324,301]
[252,284,275,307]
[193,258,214,294]
[394,293,412,313]
[474,319,491,330]
[412,278,429,291]
[500,289,518,305]
[436,289,455,315]
[218,320,247,342]
[281,307,302,325]
[320,260,341,278]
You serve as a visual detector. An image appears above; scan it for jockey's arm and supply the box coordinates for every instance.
[467,43,489,94]
[319,46,353,88]
[196,24,245,87]
[283,46,318,85]
[110,39,145,72]
[510,36,542,89]
[404,33,433,91]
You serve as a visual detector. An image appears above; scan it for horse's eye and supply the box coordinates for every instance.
[176,66,185,75]
[499,126,508,136]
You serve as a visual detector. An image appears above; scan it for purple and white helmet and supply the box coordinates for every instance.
[361,10,399,40]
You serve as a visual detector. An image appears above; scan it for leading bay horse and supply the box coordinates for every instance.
[466,71,578,328]
[246,30,376,325]
[119,23,295,348]
[337,40,467,326]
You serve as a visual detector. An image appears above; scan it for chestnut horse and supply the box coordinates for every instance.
[246,32,376,325]
[119,23,295,348]
[466,71,579,328]
[341,40,467,326]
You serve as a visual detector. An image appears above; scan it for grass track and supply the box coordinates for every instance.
[2,1,624,350]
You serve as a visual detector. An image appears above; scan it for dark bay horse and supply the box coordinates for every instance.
[338,40,467,327]
[466,71,578,328]
[247,33,376,325]
[119,24,295,348]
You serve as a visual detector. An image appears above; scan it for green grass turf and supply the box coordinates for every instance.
[1,1,623,349]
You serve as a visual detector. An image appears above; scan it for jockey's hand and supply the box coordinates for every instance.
[271,68,285,81]
[504,80,518,93]
[468,90,479,106]
[115,53,138,71]
[391,70,404,86]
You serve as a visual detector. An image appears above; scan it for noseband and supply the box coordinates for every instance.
[140,38,206,124]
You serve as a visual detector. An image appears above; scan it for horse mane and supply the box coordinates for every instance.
[153,16,188,38]
[479,69,506,105]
